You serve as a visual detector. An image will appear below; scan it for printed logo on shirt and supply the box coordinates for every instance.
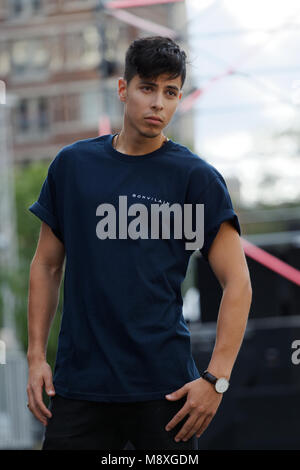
[95,195,204,251]
[132,193,170,205]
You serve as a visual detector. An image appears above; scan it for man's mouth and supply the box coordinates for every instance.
[145,116,163,124]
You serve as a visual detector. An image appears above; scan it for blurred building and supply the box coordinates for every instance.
[0,0,194,165]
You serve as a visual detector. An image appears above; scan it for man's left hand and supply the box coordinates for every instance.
[164,378,223,442]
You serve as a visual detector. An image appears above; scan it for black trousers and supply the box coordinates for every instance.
[41,393,199,450]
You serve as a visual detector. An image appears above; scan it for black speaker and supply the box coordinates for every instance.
[190,318,300,449]
[231,386,300,449]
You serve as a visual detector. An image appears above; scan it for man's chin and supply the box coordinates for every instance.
[139,128,164,139]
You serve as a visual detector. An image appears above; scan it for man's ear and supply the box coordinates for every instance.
[118,77,127,102]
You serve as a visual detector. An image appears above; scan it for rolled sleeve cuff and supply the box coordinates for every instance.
[28,201,63,242]
[200,210,241,262]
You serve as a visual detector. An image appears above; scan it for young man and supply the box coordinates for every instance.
[27,36,252,450]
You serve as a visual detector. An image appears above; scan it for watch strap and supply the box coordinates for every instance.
[201,370,218,385]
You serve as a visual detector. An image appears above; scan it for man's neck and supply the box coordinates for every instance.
[113,129,168,156]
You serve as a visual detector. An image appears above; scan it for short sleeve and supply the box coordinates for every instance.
[200,175,241,261]
[28,160,63,243]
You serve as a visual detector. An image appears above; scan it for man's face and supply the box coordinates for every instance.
[118,73,183,138]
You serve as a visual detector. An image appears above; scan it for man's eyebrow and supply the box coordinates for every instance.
[139,81,180,92]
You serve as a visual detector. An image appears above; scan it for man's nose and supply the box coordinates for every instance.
[151,93,164,109]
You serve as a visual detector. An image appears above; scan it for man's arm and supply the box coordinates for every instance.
[205,219,252,380]
[27,221,65,426]
[165,220,252,442]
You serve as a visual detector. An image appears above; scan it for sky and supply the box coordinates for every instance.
[185,0,300,207]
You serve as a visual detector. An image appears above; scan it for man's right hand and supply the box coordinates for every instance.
[26,359,56,426]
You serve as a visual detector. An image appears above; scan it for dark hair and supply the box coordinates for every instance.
[124,36,187,89]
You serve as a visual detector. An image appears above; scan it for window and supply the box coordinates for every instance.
[62,0,98,10]
[0,43,10,76]
[65,33,82,69]
[17,99,30,132]
[16,97,50,136]
[66,94,80,122]
[32,0,43,13]
[65,28,101,70]
[12,41,27,74]
[52,95,65,123]
[38,97,49,130]
[51,94,80,124]
[11,39,49,79]
[12,0,23,15]
[8,0,44,18]
[81,26,101,67]
[48,36,64,72]
[80,91,101,126]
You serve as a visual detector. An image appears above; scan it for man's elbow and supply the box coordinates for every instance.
[30,257,64,281]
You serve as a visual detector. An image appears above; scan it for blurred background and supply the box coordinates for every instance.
[0,0,299,450]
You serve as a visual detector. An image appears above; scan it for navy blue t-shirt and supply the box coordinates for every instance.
[28,133,241,403]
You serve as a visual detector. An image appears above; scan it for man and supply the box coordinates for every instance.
[27,36,252,450]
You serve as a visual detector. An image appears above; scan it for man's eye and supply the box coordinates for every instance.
[141,87,176,96]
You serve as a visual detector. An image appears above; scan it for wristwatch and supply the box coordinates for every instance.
[201,370,230,393]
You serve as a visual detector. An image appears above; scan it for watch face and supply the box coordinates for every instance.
[215,378,229,393]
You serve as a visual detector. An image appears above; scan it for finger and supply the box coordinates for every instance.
[174,413,199,442]
[165,383,188,400]
[195,414,213,438]
[165,401,190,431]
[181,415,206,441]
[31,381,52,420]
[28,388,48,426]
[27,387,34,411]
[44,372,56,398]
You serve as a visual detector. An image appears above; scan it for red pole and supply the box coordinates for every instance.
[242,238,300,286]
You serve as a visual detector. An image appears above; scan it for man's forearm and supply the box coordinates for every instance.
[27,261,63,362]
[205,278,252,380]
